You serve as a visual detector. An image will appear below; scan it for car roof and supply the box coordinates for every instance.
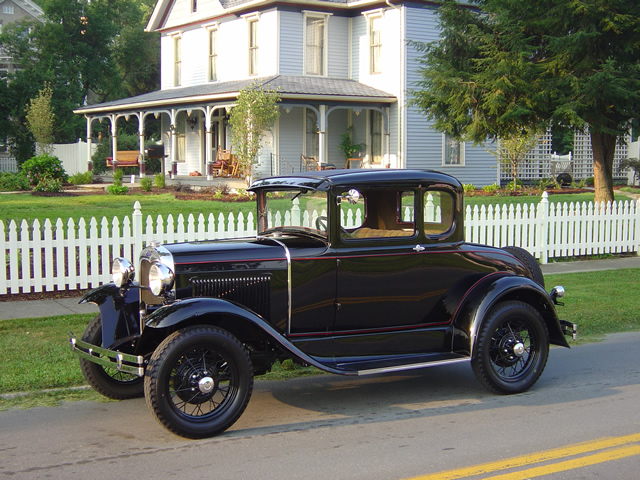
[248,169,462,192]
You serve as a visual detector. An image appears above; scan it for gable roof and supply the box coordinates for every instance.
[74,75,396,114]
[1,0,44,20]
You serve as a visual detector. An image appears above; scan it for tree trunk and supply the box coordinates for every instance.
[590,129,616,204]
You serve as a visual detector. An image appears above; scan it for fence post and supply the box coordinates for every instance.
[133,201,143,258]
[537,192,549,264]
[636,199,640,256]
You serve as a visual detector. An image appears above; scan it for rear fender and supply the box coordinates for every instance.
[452,274,569,356]
[142,297,351,375]
[79,283,140,348]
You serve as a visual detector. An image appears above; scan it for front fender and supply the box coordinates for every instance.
[79,283,140,348]
[452,274,569,356]
[143,297,352,376]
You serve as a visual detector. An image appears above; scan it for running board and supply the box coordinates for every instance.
[355,357,470,376]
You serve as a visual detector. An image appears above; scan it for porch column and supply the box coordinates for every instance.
[205,107,214,180]
[110,114,118,172]
[138,112,146,178]
[85,116,93,172]
[318,105,327,166]
[170,109,177,178]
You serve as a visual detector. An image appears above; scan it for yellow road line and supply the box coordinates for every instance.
[485,445,640,479]
[404,433,640,480]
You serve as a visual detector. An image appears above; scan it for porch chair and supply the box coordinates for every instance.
[213,147,232,176]
[301,154,320,172]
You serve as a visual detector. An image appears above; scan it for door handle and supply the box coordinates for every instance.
[413,244,425,252]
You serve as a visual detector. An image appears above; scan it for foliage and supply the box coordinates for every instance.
[482,183,499,194]
[106,168,128,195]
[0,0,159,162]
[153,173,166,189]
[410,0,640,204]
[25,83,55,155]
[229,82,281,181]
[462,183,475,193]
[140,176,153,192]
[33,176,64,193]
[494,129,542,192]
[338,126,366,160]
[69,171,93,186]
[0,172,30,192]
[21,153,67,188]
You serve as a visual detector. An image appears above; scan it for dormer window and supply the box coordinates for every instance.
[191,0,197,13]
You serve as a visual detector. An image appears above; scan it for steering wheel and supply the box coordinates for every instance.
[315,216,328,232]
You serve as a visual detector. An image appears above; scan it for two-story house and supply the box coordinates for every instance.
[75,0,498,185]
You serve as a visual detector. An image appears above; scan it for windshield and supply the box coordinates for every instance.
[258,189,328,240]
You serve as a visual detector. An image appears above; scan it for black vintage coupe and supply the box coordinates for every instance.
[70,169,575,438]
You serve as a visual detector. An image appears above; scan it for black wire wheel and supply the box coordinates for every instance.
[144,325,253,438]
[472,301,549,394]
[79,314,144,400]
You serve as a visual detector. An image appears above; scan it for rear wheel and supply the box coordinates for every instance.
[503,246,545,288]
[79,315,144,399]
[472,301,549,394]
[144,326,253,439]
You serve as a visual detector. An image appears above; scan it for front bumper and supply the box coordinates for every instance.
[560,320,578,341]
[69,333,145,377]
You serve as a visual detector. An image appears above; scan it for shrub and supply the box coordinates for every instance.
[153,173,166,189]
[106,184,129,195]
[113,169,124,183]
[69,172,93,186]
[482,183,500,194]
[0,172,30,192]
[140,177,153,192]
[21,154,68,187]
[586,177,595,187]
[34,177,63,193]
[462,183,475,194]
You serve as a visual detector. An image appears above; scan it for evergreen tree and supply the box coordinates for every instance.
[412,0,640,203]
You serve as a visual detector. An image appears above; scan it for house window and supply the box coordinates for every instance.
[191,0,197,13]
[176,112,186,163]
[208,29,217,81]
[174,36,182,87]
[369,15,382,74]
[305,15,327,76]
[3,6,14,14]
[305,109,319,158]
[369,110,383,165]
[248,19,258,76]
[443,134,465,166]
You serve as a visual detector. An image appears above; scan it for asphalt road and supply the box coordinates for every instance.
[1,332,639,480]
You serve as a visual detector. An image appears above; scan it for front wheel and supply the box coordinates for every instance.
[79,315,144,399]
[144,326,253,438]
[472,301,549,394]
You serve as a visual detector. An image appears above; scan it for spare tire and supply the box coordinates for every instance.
[502,246,545,288]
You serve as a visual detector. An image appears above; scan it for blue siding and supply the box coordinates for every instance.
[279,11,303,75]
[278,108,305,172]
[404,5,496,186]
[328,16,349,79]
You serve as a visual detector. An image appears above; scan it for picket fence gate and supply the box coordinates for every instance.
[1,192,639,295]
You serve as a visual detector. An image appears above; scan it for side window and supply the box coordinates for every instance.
[424,190,454,236]
[341,189,415,240]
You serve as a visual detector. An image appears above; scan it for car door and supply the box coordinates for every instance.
[333,187,451,358]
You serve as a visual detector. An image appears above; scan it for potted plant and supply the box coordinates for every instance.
[339,126,366,163]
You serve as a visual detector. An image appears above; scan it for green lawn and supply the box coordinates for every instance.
[0,191,627,226]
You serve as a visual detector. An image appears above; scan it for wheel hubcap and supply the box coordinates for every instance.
[198,376,215,394]
[512,342,525,357]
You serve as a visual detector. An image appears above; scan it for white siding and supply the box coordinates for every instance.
[162,0,226,30]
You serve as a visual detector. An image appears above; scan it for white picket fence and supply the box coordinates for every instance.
[1,192,639,295]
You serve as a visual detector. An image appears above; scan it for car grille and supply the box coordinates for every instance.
[191,275,271,319]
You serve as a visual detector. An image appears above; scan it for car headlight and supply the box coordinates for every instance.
[112,257,135,287]
[148,263,174,296]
